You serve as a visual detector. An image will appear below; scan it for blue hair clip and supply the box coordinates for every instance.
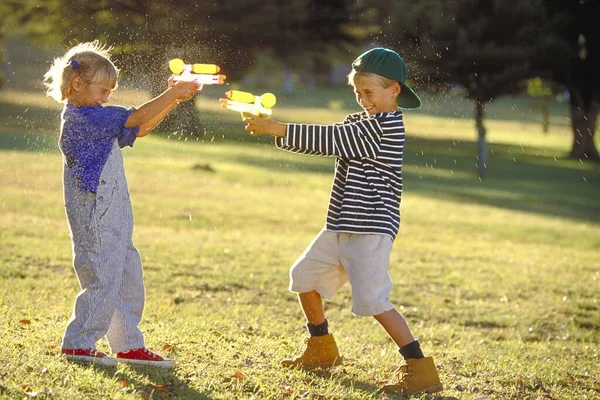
[69,59,79,70]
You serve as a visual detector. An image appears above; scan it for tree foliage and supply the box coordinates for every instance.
[0,0,52,88]
[370,1,543,95]
[20,0,369,134]
[367,0,547,178]
[26,0,367,84]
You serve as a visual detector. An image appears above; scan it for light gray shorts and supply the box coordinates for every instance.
[289,229,394,316]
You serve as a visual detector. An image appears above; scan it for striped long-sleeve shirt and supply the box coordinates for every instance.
[275,110,405,240]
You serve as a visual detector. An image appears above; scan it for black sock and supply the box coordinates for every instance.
[306,319,329,336]
[399,340,424,360]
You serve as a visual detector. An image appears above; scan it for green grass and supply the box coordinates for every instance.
[1,42,599,399]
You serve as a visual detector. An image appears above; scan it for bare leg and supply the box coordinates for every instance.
[374,308,415,348]
[282,291,340,369]
[298,291,326,325]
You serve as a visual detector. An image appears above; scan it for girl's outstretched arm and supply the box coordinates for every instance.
[126,80,199,136]
[136,101,178,137]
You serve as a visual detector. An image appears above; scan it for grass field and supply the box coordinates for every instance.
[0,40,599,399]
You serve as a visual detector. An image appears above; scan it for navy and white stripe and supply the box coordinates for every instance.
[275,110,405,240]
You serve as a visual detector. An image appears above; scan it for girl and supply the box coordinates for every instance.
[44,41,199,367]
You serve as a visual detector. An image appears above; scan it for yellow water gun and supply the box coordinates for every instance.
[219,90,277,118]
[169,58,226,89]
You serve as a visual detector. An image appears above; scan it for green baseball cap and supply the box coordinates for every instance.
[352,47,421,109]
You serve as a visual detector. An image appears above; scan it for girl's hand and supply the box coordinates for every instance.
[172,81,200,101]
[243,114,286,137]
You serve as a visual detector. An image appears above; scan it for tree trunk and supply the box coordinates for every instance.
[0,35,5,89]
[542,94,550,133]
[475,101,488,179]
[568,90,600,161]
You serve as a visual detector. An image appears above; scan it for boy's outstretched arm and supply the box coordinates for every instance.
[244,114,384,159]
[126,80,200,137]
[243,114,286,137]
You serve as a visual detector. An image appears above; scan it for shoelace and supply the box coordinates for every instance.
[391,364,410,381]
[299,338,309,351]
[142,348,159,359]
[292,338,311,356]
[84,349,104,357]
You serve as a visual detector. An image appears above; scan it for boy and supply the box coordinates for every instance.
[243,48,443,395]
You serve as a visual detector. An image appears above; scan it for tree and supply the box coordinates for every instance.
[526,77,554,134]
[538,0,599,161]
[0,0,50,88]
[21,0,368,135]
[368,0,548,178]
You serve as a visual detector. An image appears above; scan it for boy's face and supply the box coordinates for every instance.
[352,77,400,115]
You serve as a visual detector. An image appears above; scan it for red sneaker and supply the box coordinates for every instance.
[116,348,174,368]
[61,348,117,366]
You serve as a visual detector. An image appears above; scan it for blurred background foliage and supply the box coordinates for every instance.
[1,0,598,170]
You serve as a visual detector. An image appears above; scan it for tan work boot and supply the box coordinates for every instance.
[281,334,342,370]
[382,357,443,394]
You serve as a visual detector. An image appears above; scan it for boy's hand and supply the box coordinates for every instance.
[243,114,286,137]
[171,81,201,101]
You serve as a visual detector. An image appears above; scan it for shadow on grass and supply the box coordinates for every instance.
[310,368,452,400]
[117,364,213,399]
[401,135,600,225]
[551,376,600,398]
[63,362,212,399]
[2,96,598,225]
[226,134,600,225]
[385,393,455,400]
[308,368,382,396]
[0,102,60,152]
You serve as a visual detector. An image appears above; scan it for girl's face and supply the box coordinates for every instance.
[353,77,400,115]
[70,77,113,107]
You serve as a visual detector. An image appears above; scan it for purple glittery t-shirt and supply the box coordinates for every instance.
[59,104,140,192]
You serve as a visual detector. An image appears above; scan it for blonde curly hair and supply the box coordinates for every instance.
[44,40,119,103]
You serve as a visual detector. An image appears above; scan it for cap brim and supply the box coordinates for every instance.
[398,84,421,109]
